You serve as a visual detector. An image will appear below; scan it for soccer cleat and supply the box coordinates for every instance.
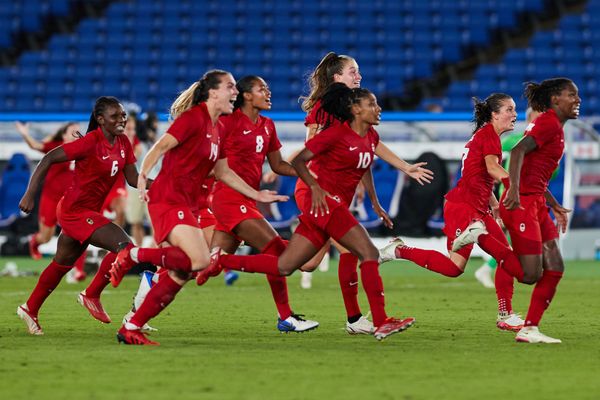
[373,317,415,341]
[497,313,524,332]
[77,292,111,323]
[451,220,488,252]
[109,243,136,287]
[277,313,319,333]
[17,304,43,335]
[116,325,159,345]
[300,271,312,289]
[378,237,405,264]
[28,235,42,260]
[474,264,495,289]
[515,326,561,344]
[196,247,224,286]
[122,311,157,333]
[346,314,375,335]
[224,270,239,286]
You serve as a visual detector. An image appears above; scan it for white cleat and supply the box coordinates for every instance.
[474,264,495,289]
[277,314,319,333]
[378,237,405,264]
[17,304,44,335]
[346,314,375,335]
[122,310,158,333]
[497,313,524,332]
[300,271,312,289]
[452,220,488,252]
[515,326,561,344]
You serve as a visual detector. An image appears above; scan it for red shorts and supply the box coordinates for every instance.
[294,187,358,249]
[39,190,63,227]
[196,207,217,229]
[148,202,199,244]
[443,200,509,259]
[499,193,558,255]
[56,198,112,243]
[212,186,264,233]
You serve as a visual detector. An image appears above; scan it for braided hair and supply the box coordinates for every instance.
[86,96,122,133]
[317,82,372,131]
[472,93,513,133]
[524,77,574,112]
[169,69,230,120]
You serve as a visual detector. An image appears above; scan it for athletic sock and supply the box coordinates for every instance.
[26,260,72,315]
[74,251,86,275]
[85,252,116,298]
[338,253,361,318]
[494,263,514,314]
[395,246,463,277]
[221,254,281,275]
[129,272,183,328]
[262,237,291,320]
[478,234,524,282]
[137,247,191,272]
[524,270,563,327]
[359,260,387,327]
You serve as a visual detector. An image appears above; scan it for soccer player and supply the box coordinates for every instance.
[200,83,433,341]
[379,93,527,332]
[500,78,579,343]
[16,121,88,281]
[17,96,141,335]
[109,70,287,345]
[197,75,318,332]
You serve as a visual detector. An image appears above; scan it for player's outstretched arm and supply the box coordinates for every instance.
[19,147,69,213]
[374,142,433,185]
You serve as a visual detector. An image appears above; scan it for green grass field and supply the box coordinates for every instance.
[1,256,599,400]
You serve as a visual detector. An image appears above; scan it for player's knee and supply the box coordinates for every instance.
[521,269,542,285]
[191,252,210,271]
[358,243,379,262]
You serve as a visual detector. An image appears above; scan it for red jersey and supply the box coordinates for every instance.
[446,124,501,213]
[42,140,74,199]
[519,109,564,195]
[61,127,135,212]
[304,99,343,129]
[297,122,379,207]
[149,103,222,208]
[215,109,281,191]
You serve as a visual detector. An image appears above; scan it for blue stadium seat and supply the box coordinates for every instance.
[0,153,30,222]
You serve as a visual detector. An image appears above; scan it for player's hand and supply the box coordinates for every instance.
[137,173,150,202]
[502,186,521,210]
[310,184,330,217]
[552,204,572,234]
[256,190,289,204]
[406,162,434,185]
[19,191,35,214]
[262,171,278,184]
[373,203,393,229]
[15,121,29,137]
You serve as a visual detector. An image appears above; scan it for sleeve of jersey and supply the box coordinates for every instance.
[267,121,282,152]
[305,127,334,155]
[61,133,95,160]
[42,140,61,154]
[167,111,194,144]
[526,118,551,148]
[481,131,501,157]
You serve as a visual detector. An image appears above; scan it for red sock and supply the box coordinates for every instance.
[359,260,387,327]
[494,262,514,314]
[137,247,191,272]
[85,252,116,298]
[262,237,291,320]
[130,272,183,328]
[26,260,72,315]
[396,246,462,277]
[338,253,361,318]
[478,234,524,282]
[74,251,86,274]
[524,270,563,327]
[221,254,281,275]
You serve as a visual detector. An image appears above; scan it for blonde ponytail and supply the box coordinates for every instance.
[169,81,200,120]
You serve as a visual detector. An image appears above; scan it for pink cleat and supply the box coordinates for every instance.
[196,247,224,286]
[373,317,415,341]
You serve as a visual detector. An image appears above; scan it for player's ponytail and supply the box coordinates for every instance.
[472,93,512,133]
[170,69,229,120]
[524,77,574,112]
[86,96,122,133]
[301,52,356,112]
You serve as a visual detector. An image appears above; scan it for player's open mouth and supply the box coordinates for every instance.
[573,105,580,117]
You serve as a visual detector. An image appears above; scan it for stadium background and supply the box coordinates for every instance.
[0,0,599,259]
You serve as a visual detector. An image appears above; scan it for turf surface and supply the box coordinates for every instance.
[1,256,599,400]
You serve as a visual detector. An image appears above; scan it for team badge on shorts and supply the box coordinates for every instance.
[331,195,341,203]
[178,211,184,220]
[455,228,462,238]
[86,218,94,225]
[120,149,125,158]
[240,205,247,214]
[519,223,526,232]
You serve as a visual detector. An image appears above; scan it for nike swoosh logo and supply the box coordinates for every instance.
[102,155,110,160]
[243,130,252,135]
[349,281,358,286]
[349,147,358,151]
[206,134,212,138]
